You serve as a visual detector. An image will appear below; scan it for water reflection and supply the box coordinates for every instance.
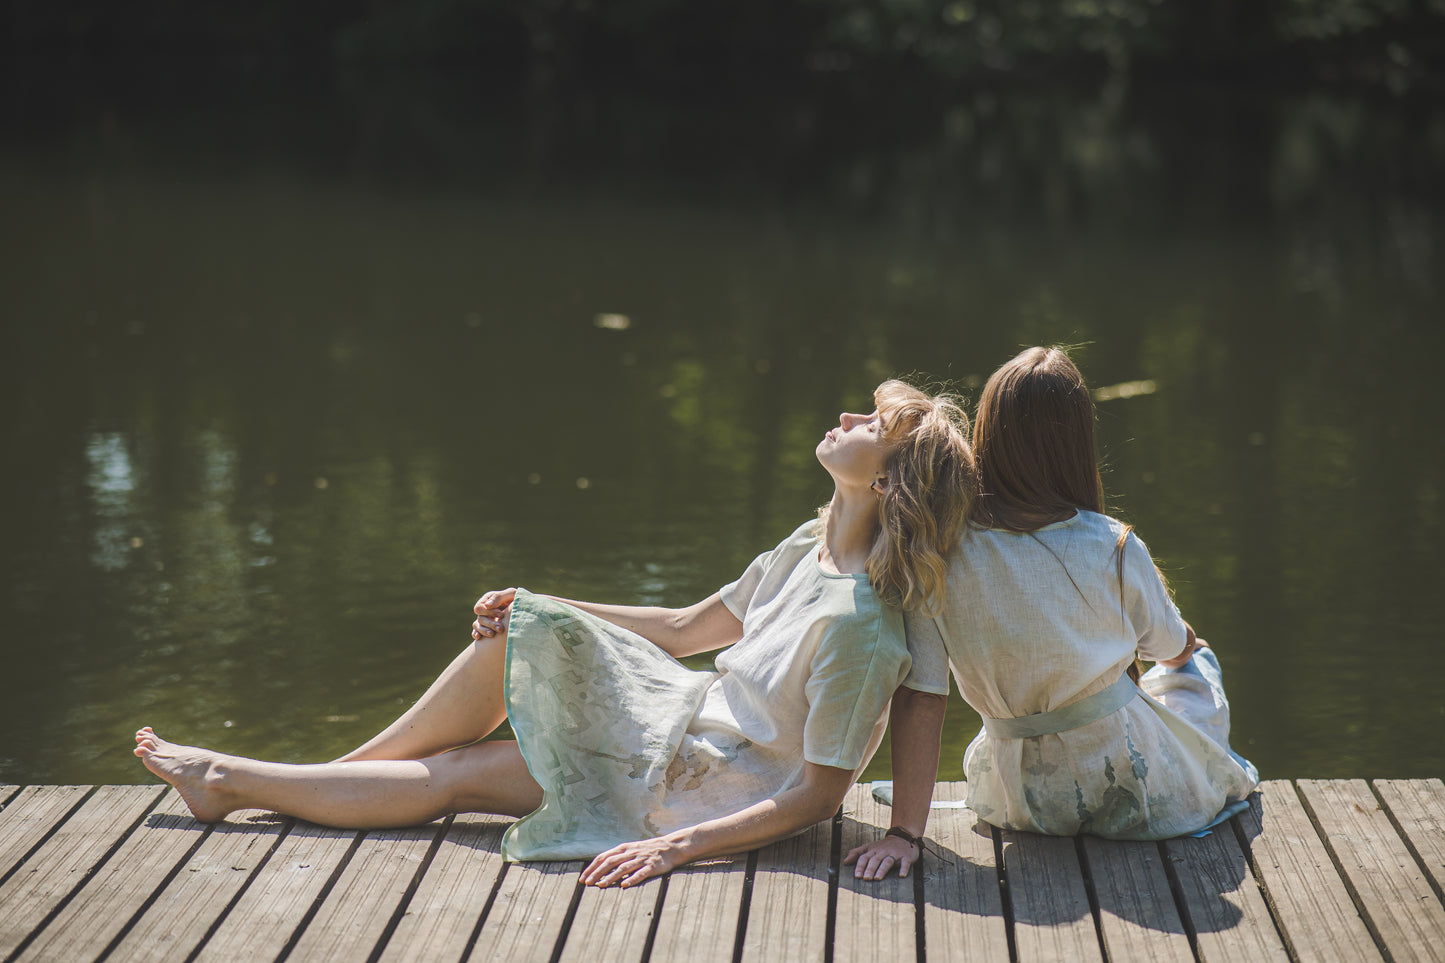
[0,74,1441,787]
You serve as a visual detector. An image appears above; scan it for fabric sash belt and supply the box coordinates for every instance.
[982,673,1138,739]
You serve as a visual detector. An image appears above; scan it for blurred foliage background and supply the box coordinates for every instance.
[6,0,1443,87]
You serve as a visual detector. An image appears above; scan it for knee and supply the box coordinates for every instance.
[438,742,540,817]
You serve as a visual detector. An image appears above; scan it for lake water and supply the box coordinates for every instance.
[2,71,1442,787]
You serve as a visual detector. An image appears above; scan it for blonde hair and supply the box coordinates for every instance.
[820,380,979,615]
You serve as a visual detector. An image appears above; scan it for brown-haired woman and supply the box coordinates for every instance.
[135,380,975,888]
[847,347,1258,882]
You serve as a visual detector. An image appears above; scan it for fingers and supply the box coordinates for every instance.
[857,852,893,880]
[580,853,609,884]
[472,589,518,639]
[473,588,518,615]
[472,616,506,640]
[848,841,920,880]
[582,849,634,887]
[581,845,664,888]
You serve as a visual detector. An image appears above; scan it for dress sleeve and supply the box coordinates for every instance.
[719,521,812,622]
[901,610,951,695]
[1122,532,1189,662]
[802,612,910,770]
[719,548,773,622]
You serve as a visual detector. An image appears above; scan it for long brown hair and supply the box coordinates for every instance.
[820,380,979,615]
[972,347,1149,680]
[971,346,1104,531]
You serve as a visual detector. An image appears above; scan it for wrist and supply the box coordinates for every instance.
[665,828,698,860]
[885,826,923,850]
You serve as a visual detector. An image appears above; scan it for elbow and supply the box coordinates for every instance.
[819,783,851,821]
[795,779,850,827]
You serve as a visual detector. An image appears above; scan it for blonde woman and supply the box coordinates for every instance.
[135,380,977,888]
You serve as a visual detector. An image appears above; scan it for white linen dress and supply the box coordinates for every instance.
[904,510,1259,839]
[502,520,911,860]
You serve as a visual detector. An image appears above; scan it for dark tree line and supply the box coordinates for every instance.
[5,0,1442,89]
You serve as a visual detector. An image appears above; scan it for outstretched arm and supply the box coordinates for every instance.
[473,588,744,659]
[579,761,854,887]
[844,685,946,880]
[548,592,744,658]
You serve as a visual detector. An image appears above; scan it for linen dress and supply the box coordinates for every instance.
[502,520,911,860]
[904,510,1259,839]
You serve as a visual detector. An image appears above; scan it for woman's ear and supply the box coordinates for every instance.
[871,477,889,495]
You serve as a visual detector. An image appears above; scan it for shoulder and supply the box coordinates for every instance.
[1059,510,1146,553]
[763,519,824,571]
[746,519,822,573]
[786,518,823,548]
[1085,512,1155,557]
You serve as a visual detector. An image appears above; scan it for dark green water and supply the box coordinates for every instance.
[2,76,1442,787]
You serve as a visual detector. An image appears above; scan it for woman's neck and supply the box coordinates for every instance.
[819,490,880,574]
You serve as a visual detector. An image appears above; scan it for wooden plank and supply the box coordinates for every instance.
[998,828,1100,960]
[16,790,211,962]
[1239,780,1381,962]
[557,872,661,963]
[466,857,585,962]
[0,786,90,881]
[379,814,509,963]
[648,853,747,963]
[920,782,1010,961]
[288,823,443,962]
[0,785,162,959]
[1162,808,1289,961]
[1299,778,1445,963]
[105,808,289,962]
[193,822,360,962]
[740,818,833,962]
[1376,778,1445,903]
[1080,836,1192,962]
[835,784,917,962]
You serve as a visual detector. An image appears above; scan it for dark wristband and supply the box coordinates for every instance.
[885,826,923,849]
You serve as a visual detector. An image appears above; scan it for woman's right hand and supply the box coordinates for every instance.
[844,834,921,880]
[473,588,517,639]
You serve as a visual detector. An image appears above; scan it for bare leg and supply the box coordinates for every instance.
[135,727,542,828]
[334,634,510,763]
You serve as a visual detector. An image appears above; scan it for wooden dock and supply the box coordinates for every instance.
[1,779,1442,962]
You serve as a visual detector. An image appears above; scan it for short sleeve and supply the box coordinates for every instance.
[901,611,951,695]
[1122,532,1189,662]
[719,549,773,622]
[802,616,910,769]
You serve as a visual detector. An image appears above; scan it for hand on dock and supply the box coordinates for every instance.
[844,833,919,880]
[581,836,684,888]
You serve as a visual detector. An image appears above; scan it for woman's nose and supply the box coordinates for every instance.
[840,412,861,429]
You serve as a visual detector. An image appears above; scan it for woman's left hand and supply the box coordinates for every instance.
[580,836,686,888]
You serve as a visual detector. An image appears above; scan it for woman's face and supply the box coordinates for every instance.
[816,409,895,489]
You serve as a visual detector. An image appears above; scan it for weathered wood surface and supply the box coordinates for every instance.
[1239,780,1381,962]
[1298,779,1445,963]
[2,780,1442,961]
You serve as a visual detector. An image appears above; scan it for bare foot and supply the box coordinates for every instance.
[133,727,237,823]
